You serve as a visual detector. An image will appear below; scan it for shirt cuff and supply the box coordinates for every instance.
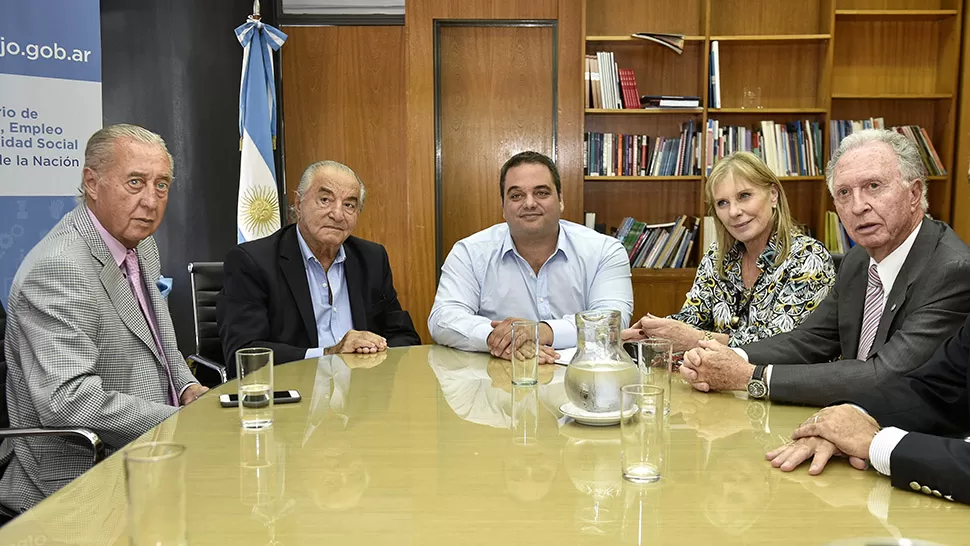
[732,347,749,362]
[545,319,576,349]
[764,365,772,390]
[869,427,908,477]
[470,322,495,353]
[306,347,324,359]
[178,383,196,397]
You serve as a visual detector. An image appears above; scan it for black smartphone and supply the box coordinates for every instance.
[218,390,302,408]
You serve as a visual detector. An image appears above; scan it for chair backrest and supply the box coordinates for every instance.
[188,262,225,363]
[831,253,844,274]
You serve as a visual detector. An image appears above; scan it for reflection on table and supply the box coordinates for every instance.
[0,346,966,545]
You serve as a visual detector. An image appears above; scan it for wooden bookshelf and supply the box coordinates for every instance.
[583,0,964,316]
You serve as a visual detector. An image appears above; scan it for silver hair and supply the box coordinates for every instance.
[825,128,929,212]
[293,160,366,214]
[77,124,173,204]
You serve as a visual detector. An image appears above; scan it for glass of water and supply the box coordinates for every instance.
[620,384,665,483]
[236,347,274,429]
[631,338,673,414]
[510,320,539,385]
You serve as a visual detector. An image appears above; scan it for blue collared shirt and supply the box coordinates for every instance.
[428,220,633,351]
[296,227,353,359]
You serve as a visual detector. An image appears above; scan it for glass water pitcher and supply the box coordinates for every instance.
[565,310,639,413]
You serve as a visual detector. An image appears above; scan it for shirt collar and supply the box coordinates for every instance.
[86,206,128,268]
[725,231,781,268]
[296,225,345,268]
[870,219,923,296]
[500,220,569,261]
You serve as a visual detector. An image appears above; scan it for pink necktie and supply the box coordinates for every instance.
[125,249,179,406]
[856,264,884,360]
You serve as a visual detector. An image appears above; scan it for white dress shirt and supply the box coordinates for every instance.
[428,220,633,351]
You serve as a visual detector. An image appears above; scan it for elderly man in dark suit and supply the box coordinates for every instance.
[0,124,206,513]
[678,129,970,407]
[766,312,970,505]
[218,160,420,375]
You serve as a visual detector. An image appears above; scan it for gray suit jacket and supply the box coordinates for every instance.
[0,206,198,512]
[742,219,970,406]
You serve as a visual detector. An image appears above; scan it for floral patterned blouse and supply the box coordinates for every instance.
[669,232,835,347]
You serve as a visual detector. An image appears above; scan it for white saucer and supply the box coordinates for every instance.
[559,402,621,426]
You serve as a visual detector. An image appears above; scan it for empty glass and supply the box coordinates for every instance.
[236,347,274,429]
[125,442,188,546]
[620,385,665,483]
[511,384,539,445]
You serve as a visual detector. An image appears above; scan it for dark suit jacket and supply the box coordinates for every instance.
[742,219,970,406]
[843,313,970,505]
[217,225,420,374]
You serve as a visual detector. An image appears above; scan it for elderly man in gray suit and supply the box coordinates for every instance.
[678,129,970,407]
[0,124,207,513]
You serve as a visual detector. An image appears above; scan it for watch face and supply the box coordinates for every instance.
[747,380,767,399]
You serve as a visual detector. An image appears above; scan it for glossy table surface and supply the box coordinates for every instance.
[1,345,968,545]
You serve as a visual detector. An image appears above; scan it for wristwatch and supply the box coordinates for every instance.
[747,365,768,399]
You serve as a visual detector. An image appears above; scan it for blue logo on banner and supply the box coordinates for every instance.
[0,196,73,309]
[0,0,101,82]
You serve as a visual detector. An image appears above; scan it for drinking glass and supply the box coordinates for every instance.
[510,320,539,385]
[511,384,539,445]
[236,347,274,429]
[631,338,673,414]
[620,385,665,483]
[742,85,763,109]
[125,442,187,546]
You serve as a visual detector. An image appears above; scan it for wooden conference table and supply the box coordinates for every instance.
[0,345,967,545]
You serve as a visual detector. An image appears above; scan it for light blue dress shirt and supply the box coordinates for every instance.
[428,220,633,351]
[297,227,354,359]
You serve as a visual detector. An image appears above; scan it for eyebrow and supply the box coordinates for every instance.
[317,186,359,202]
[127,170,172,182]
[506,184,552,194]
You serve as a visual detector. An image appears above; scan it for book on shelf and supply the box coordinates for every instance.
[587,51,624,109]
[640,95,701,109]
[701,216,716,254]
[830,119,946,176]
[617,68,642,109]
[614,215,698,269]
[705,119,823,177]
[631,32,685,55]
[709,41,721,109]
[584,211,596,230]
[584,121,701,177]
[823,211,855,254]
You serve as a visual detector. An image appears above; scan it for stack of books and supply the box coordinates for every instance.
[830,118,946,176]
[585,52,642,109]
[705,119,823,177]
[585,120,701,177]
[615,215,699,269]
[640,95,700,109]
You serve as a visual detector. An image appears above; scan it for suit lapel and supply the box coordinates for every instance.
[871,220,937,355]
[343,241,367,331]
[840,250,868,360]
[280,227,320,345]
[73,208,162,364]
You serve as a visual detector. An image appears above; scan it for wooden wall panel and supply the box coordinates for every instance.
[406,0,583,342]
[952,3,970,242]
[439,26,555,255]
[632,271,696,321]
[280,26,412,314]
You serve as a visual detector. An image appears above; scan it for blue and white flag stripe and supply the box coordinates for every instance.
[235,19,286,243]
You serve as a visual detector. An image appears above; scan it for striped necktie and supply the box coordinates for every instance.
[856,264,884,360]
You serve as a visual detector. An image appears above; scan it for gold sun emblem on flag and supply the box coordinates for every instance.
[241,186,280,238]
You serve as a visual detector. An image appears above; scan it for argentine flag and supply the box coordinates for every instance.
[235,17,286,243]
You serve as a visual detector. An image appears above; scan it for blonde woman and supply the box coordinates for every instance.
[623,151,835,352]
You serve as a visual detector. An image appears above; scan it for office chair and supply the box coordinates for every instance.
[830,253,844,274]
[187,262,228,386]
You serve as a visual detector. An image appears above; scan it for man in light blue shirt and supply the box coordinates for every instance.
[429,151,633,361]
